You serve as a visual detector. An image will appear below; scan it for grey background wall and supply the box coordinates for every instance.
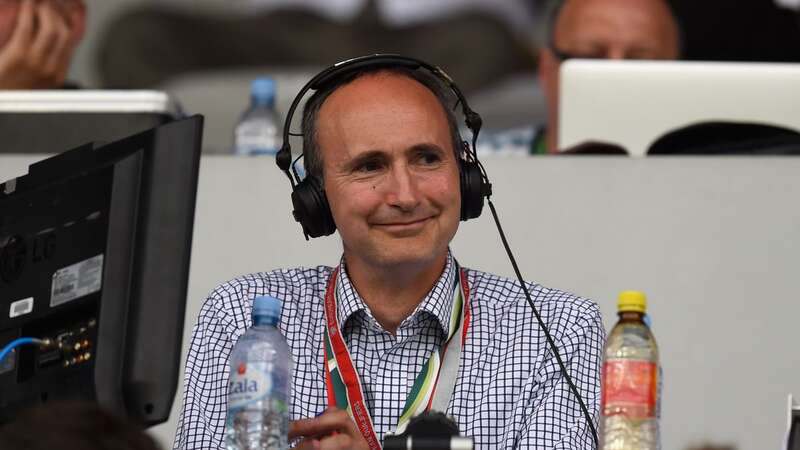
[2,155,799,450]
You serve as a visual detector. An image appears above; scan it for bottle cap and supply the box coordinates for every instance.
[252,295,282,323]
[250,77,276,105]
[617,290,647,313]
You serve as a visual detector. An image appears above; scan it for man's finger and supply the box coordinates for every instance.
[318,433,353,450]
[3,0,36,55]
[289,409,354,440]
[42,4,73,76]
[64,0,86,46]
[294,438,322,450]
[29,2,67,64]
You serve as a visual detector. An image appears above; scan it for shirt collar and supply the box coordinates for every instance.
[335,251,459,337]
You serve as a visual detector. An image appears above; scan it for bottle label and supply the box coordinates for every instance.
[228,362,273,410]
[602,359,657,418]
[235,123,279,155]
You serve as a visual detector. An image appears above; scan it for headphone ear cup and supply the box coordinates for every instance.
[291,176,337,238]
[459,156,486,221]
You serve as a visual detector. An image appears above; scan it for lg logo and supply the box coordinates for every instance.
[0,235,26,283]
[0,232,56,283]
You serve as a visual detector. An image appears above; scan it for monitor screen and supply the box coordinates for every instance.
[0,115,203,426]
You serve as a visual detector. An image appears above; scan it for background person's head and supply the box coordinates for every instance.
[0,401,162,450]
[538,0,681,152]
[300,67,464,272]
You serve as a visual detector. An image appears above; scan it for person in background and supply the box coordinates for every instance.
[684,445,737,450]
[97,0,537,92]
[0,0,85,89]
[0,401,162,450]
[536,0,680,153]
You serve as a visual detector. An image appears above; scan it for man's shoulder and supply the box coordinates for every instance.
[464,267,602,338]
[210,266,333,298]
[198,266,333,327]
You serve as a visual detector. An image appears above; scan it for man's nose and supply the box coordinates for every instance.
[385,165,421,211]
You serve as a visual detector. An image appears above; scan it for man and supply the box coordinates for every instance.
[537,0,681,153]
[0,0,85,89]
[174,62,605,449]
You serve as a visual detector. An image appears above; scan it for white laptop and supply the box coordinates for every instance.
[0,90,179,113]
[0,91,181,153]
[558,60,800,156]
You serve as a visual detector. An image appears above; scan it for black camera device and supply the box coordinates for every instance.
[383,411,473,450]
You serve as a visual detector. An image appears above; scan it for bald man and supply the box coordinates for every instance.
[537,0,680,153]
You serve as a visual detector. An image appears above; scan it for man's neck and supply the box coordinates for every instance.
[343,252,448,335]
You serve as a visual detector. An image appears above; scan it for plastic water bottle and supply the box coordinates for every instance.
[601,291,660,450]
[234,77,281,156]
[225,296,292,450]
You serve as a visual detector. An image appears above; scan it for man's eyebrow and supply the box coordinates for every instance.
[343,150,387,170]
[408,143,447,154]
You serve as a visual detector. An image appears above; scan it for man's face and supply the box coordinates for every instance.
[316,72,461,271]
[538,0,680,151]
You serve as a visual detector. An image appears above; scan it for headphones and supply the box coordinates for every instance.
[275,54,492,240]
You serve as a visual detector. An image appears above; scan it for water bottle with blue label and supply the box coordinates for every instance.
[234,77,281,156]
[225,296,292,450]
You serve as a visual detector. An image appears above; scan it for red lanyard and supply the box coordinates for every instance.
[322,266,471,449]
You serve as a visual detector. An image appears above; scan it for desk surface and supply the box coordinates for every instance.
[2,155,798,450]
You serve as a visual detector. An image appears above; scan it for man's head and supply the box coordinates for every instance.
[538,0,680,152]
[300,68,463,271]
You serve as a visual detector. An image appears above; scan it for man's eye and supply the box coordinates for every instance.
[417,152,442,165]
[355,160,382,173]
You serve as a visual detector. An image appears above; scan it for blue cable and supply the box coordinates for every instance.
[0,337,47,365]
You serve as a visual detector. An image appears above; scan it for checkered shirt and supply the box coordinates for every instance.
[174,251,605,449]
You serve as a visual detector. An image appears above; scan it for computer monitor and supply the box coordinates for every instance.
[558,60,800,156]
[0,115,203,426]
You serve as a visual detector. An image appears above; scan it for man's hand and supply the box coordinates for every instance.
[0,0,86,89]
[289,407,371,450]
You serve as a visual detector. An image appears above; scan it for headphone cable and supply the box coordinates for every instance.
[485,198,600,449]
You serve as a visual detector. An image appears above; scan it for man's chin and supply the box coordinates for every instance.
[367,244,448,270]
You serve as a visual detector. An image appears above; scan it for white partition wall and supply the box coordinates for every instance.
[2,155,799,450]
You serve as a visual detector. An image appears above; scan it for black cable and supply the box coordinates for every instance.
[486,199,600,449]
[291,152,305,181]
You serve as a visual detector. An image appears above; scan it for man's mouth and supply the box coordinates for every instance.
[372,217,433,234]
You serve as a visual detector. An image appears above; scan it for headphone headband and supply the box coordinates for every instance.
[277,55,481,177]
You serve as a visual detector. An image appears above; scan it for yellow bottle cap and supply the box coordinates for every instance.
[617,290,647,313]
